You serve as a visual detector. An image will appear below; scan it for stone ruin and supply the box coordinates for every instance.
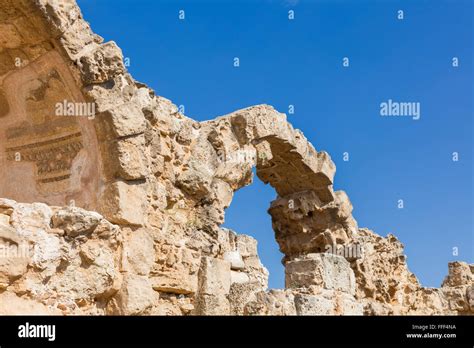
[0,0,472,315]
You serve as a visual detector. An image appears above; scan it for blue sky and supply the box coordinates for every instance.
[77,0,473,289]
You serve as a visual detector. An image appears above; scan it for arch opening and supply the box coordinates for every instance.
[223,168,285,289]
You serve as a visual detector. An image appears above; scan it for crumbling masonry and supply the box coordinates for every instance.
[0,0,472,315]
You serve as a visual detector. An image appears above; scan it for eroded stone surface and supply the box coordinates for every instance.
[0,0,471,316]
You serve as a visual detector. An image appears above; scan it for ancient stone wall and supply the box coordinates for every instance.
[0,0,472,315]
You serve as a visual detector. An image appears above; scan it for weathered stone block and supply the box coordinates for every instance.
[51,206,102,238]
[197,257,231,295]
[194,257,231,315]
[99,181,146,226]
[236,234,258,258]
[151,273,197,295]
[123,229,155,276]
[151,243,200,295]
[102,102,147,138]
[244,289,297,316]
[338,293,363,315]
[115,134,149,180]
[285,253,355,295]
[294,293,334,315]
[231,271,250,284]
[228,282,261,315]
[79,41,125,84]
[107,274,155,315]
[224,250,245,270]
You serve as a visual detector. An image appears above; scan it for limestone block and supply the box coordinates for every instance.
[115,134,149,180]
[51,206,102,238]
[333,190,353,220]
[242,255,269,291]
[315,151,336,188]
[107,274,155,315]
[123,229,155,276]
[103,102,147,138]
[228,282,261,315]
[244,289,297,316]
[231,271,250,284]
[197,257,231,295]
[99,181,147,226]
[0,223,19,244]
[151,243,200,295]
[268,188,358,259]
[151,275,196,295]
[8,202,61,274]
[176,160,213,199]
[294,293,334,315]
[194,257,231,315]
[237,234,258,258]
[338,293,363,315]
[50,239,121,302]
[285,253,355,295]
[79,41,125,84]
[224,250,245,270]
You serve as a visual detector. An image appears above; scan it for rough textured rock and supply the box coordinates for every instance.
[0,0,471,316]
[294,293,335,315]
[107,274,156,315]
[244,289,297,316]
[194,257,231,315]
[285,253,356,296]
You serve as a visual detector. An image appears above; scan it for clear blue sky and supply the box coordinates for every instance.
[77,0,473,289]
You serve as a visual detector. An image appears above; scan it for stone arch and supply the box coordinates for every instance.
[0,0,360,253]
[181,105,359,264]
